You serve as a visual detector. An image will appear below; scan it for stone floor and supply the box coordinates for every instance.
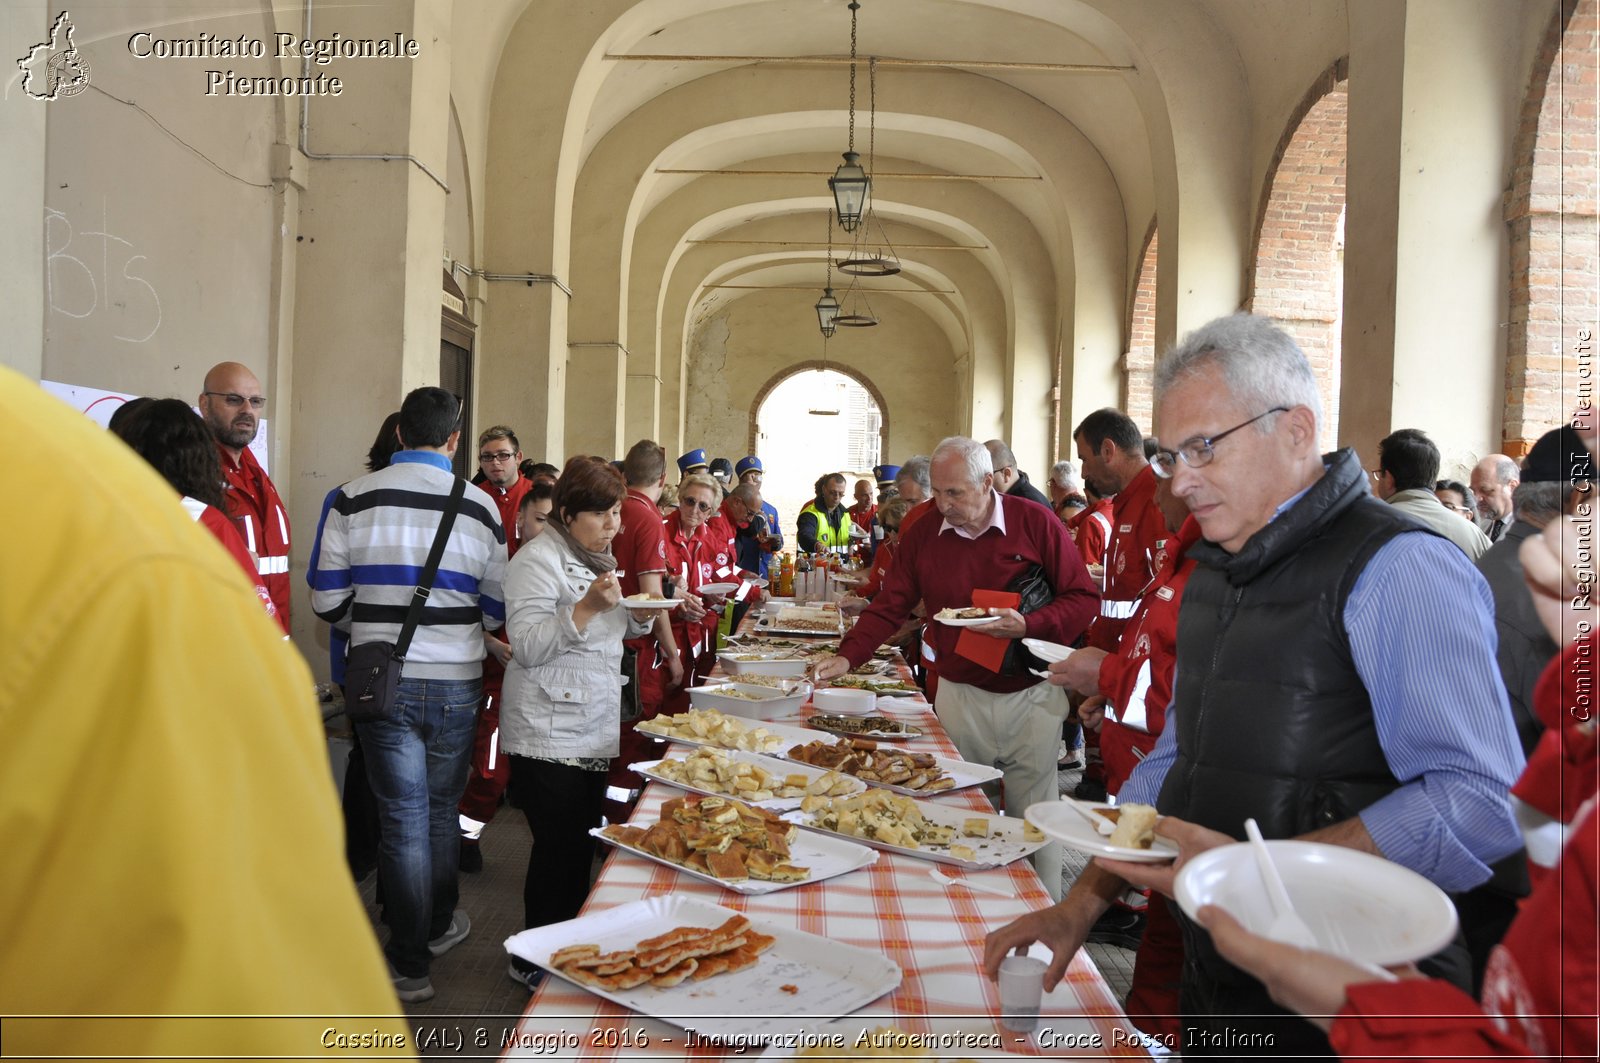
[356,758,1140,1055]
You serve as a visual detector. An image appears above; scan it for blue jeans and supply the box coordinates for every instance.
[356,676,480,977]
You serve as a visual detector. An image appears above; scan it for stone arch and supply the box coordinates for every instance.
[747,361,891,458]
[1505,0,1597,456]
[1248,60,1349,450]
[1122,219,1158,432]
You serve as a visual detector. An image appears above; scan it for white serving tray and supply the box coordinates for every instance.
[777,740,1002,798]
[784,797,1046,869]
[630,749,866,810]
[637,714,820,755]
[590,824,878,894]
[504,896,902,1041]
[717,650,812,677]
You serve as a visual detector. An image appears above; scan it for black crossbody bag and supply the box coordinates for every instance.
[344,477,467,723]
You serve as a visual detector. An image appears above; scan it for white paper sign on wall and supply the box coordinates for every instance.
[39,378,270,474]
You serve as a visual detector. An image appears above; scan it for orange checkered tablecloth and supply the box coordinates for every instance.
[505,638,1148,1060]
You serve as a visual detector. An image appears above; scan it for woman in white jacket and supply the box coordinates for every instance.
[499,457,663,989]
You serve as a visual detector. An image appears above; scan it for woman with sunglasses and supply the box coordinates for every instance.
[663,473,732,686]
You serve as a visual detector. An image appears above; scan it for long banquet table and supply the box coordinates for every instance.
[503,617,1148,1060]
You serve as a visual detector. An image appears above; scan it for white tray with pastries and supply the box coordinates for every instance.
[782,788,1048,869]
[778,735,1003,797]
[757,603,845,637]
[591,793,877,895]
[504,896,902,1042]
[636,710,820,755]
[630,747,865,810]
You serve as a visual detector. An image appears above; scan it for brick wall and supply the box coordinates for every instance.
[1249,75,1348,451]
[1123,224,1159,434]
[1506,0,1598,457]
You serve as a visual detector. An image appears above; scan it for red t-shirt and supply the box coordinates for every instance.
[614,489,668,599]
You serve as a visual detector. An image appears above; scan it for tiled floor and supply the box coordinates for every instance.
[358,761,1139,1055]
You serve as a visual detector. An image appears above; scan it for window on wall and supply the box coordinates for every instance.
[755,369,882,544]
[1123,226,1159,434]
[1251,76,1348,451]
[1506,0,1597,456]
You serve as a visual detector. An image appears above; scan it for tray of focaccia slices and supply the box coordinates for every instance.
[783,787,1048,869]
[593,793,876,894]
[630,747,865,809]
[504,896,902,1041]
[779,736,1002,797]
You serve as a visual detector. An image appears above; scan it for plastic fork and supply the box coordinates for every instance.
[928,866,1015,898]
[1243,818,1318,948]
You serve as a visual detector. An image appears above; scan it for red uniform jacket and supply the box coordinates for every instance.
[217,443,291,632]
[664,511,736,663]
[1094,517,1201,793]
[1067,496,1113,566]
[1085,464,1166,652]
[482,475,533,558]
[183,497,279,625]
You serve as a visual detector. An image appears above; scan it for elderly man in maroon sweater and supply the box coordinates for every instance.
[816,436,1099,896]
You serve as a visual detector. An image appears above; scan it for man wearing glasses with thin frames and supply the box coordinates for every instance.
[199,361,291,631]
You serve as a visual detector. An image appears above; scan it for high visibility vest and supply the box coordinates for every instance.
[798,501,852,550]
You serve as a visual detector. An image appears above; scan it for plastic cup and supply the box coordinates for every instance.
[997,954,1046,1032]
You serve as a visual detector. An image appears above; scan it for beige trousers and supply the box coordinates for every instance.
[936,677,1069,900]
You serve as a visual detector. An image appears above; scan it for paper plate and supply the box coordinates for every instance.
[1174,840,1460,966]
[1021,637,1075,663]
[621,597,682,610]
[935,613,1002,628]
[1024,800,1179,863]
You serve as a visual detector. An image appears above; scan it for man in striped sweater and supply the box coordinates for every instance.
[310,387,507,1003]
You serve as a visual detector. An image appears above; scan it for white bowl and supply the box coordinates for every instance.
[688,681,810,721]
[717,652,810,678]
[810,687,877,716]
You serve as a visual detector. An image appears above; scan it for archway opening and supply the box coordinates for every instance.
[1250,75,1348,450]
[755,369,883,545]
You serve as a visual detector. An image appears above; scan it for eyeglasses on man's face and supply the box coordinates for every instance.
[479,451,516,464]
[204,391,267,411]
[1151,406,1290,479]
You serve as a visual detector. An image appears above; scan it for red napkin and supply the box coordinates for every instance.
[953,589,1021,672]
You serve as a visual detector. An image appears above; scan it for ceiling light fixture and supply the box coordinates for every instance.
[837,57,901,277]
[815,211,840,337]
[828,0,869,232]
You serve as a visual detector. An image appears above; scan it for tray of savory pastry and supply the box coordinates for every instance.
[504,896,902,1041]
[630,747,865,809]
[637,710,817,754]
[757,604,845,636]
[779,736,1002,796]
[592,793,877,894]
[782,788,1047,869]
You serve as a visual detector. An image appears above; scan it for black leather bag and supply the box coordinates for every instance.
[619,643,644,724]
[343,477,467,723]
[999,563,1054,677]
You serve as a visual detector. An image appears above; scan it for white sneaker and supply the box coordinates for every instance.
[427,909,471,957]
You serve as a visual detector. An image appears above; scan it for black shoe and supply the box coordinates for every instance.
[458,838,483,874]
[1085,907,1147,950]
[507,960,545,993]
[1072,778,1108,802]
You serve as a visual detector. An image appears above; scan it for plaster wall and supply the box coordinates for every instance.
[2,1,49,377]
[682,290,958,472]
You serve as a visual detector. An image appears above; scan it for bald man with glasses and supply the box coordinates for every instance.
[199,361,291,630]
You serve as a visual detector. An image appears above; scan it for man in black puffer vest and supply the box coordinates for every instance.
[987,314,1524,1058]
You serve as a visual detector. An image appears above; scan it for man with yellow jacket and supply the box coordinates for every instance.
[0,367,411,1060]
[797,471,854,553]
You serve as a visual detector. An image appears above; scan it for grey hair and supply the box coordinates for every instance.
[1483,454,1520,484]
[1513,480,1566,525]
[932,436,994,487]
[1154,313,1324,436]
[1050,460,1080,488]
[730,482,761,507]
[895,454,931,494]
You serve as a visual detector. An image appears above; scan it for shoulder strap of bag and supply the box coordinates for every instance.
[394,475,467,661]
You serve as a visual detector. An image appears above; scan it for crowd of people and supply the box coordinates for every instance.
[7,309,1593,1059]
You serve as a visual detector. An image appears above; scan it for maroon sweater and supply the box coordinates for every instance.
[839,492,1098,692]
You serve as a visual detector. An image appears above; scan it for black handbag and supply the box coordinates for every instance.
[619,643,644,724]
[343,477,467,723]
[999,563,1054,677]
